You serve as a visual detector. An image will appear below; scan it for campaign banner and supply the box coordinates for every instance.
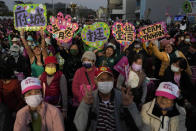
[14,4,47,31]
[81,22,110,49]
[112,22,136,46]
[138,22,167,43]
[114,56,130,80]
[47,12,78,43]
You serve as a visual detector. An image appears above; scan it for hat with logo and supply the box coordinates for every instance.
[95,66,113,78]
[155,82,180,99]
[21,77,42,94]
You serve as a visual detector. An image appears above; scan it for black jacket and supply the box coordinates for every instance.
[60,49,82,80]
[0,103,12,131]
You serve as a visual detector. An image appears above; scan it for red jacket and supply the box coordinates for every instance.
[72,66,97,106]
[40,71,63,105]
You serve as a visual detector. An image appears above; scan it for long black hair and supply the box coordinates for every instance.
[128,52,143,66]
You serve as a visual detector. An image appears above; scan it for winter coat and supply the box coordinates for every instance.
[60,49,82,80]
[14,102,64,131]
[0,103,13,131]
[141,99,187,131]
[72,66,97,106]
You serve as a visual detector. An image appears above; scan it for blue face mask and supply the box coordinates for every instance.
[161,107,173,111]
[82,61,92,68]
[156,102,174,111]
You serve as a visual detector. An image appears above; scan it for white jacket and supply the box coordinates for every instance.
[141,99,187,131]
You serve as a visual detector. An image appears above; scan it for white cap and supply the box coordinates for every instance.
[155,82,180,99]
[21,77,42,94]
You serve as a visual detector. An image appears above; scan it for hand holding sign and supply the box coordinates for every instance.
[112,22,136,47]
[47,12,78,43]
[81,22,110,49]
[138,22,167,43]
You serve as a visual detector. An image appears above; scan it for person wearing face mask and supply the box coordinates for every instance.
[57,40,82,96]
[141,82,187,131]
[126,54,148,109]
[178,34,192,57]
[74,66,143,131]
[14,77,65,131]
[74,67,142,131]
[11,37,24,54]
[40,56,67,119]
[72,51,97,107]
[20,29,48,78]
[149,40,192,78]
[7,44,30,81]
[162,58,195,107]
[175,34,184,47]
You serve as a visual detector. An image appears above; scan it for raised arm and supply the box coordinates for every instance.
[40,29,48,61]
[149,41,164,61]
[20,29,34,59]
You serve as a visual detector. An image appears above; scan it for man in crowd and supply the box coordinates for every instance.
[74,66,143,131]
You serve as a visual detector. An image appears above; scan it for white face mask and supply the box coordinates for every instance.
[25,95,43,108]
[185,39,190,42]
[10,51,19,57]
[181,37,184,41]
[97,81,114,94]
[171,64,180,73]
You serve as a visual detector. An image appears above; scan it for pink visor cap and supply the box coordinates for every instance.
[155,82,180,100]
[21,77,42,94]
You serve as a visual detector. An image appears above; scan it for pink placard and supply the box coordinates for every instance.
[114,56,130,79]
[47,12,78,43]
